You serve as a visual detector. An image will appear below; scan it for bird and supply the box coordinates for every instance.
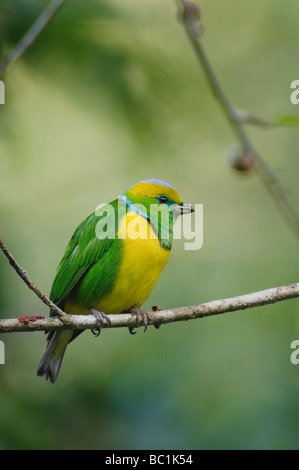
[37,179,194,383]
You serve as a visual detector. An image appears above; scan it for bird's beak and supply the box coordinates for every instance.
[173,203,195,215]
[181,203,194,214]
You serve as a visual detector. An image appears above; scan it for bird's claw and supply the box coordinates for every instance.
[129,308,150,334]
[90,308,111,337]
[128,327,137,335]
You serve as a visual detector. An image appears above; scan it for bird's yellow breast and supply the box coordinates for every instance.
[94,211,170,314]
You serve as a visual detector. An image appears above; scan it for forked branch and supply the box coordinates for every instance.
[177,0,299,242]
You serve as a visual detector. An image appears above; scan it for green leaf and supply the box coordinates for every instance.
[274,115,299,127]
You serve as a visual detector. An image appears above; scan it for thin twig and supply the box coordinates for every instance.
[0,0,67,77]
[0,237,72,324]
[178,0,299,242]
[0,282,298,333]
[233,109,273,129]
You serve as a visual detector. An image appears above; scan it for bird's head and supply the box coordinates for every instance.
[120,178,194,221]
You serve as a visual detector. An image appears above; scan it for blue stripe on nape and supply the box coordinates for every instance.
[135,179,174,189]
[119,194,149,220]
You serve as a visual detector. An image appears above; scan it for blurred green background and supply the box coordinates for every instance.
[0,0,299,450]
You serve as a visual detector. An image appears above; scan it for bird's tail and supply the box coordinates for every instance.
[37,330,73,383]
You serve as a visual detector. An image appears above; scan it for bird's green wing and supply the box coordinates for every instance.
[50,199,119,314]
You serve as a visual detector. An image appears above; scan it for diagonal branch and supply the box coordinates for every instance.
[0,282,298,333]
[177,0,299,243]
[0,0,67,77]
[0,237,72,324]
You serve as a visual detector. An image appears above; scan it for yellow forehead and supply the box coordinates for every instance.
[129,182,183,203]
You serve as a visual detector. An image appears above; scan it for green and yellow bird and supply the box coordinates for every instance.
[37,179,194,383]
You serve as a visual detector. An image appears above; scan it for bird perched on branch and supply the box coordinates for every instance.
[37,179,194,383]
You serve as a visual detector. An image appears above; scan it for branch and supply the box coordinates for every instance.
[1,234,298,333]
[0,237,72,325]
[0,0,67,77]
[0,282,298,333]
[177,1,299,243]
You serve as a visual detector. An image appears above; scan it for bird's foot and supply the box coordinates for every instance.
[128,308,150,335]
[90,308,111,337]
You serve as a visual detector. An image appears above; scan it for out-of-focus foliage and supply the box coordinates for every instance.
[0,0,299,450]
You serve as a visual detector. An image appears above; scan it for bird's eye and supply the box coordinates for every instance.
[158,195,169,204]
